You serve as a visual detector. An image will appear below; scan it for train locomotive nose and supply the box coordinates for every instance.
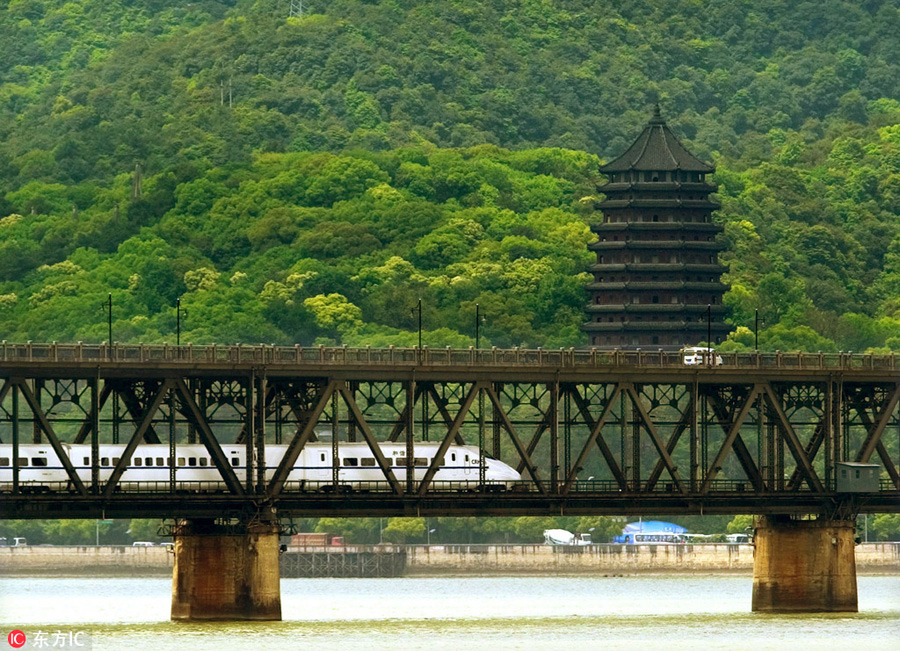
[489,460,522,481]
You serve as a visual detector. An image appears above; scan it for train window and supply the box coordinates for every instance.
[395,457,407,466]
[113,457,120,465]
[342,458,358,467]
[134,458,142,467]
[188,458,197,467]
[101,457,109,466]
[167,457,173,465]
[231,458,239,467]
[451,453,456,462]
[178,458,186,466]
[18,458,28,466]
[414,458,428,466]
[361,458,376,467]
[156,458,164,466]
[0,458,8,466]
[199,458,208,467]
[83,457,89,465]
[436,457,445,466]
[145,457,153,466]
[31,458,48,467]
[465,455,469,463]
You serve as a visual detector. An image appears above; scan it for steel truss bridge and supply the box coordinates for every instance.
[1,343,898,520]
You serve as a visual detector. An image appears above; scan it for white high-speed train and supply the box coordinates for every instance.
[0,442,521,492]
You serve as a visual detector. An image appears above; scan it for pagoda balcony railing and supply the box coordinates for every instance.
[599,181,718,193]
[589,263,728,273]
[586,281,728,292]
[0,341,896,372]
[599,199,720,210]
[585,303,728,314]
[583,321,738,334]
[591,222,723,232]
[588,241,726,251]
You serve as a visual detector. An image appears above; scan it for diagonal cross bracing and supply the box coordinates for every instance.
[853,394,900,489]
[699,385,763,493]
[761,384,825,493]
[625,386,686,493]
[855,383,900,464]
[173,378,246,497]
[416,383,479,496]
[563,385,626,493]
[16,378,88,495]
[645,394,693,491]
[117,383,162,443]
[705,390,765,491]
[787,422,826,491]
[73,383,112,444]
[337,382,402,495]
[268,381,336,496]
[102,380,174,498]
[484,384,546,494]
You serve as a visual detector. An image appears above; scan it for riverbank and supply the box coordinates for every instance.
[2,542,898,577]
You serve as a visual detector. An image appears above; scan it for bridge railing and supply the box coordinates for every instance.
[0,341,896,371]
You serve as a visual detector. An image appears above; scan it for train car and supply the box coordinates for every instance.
[0,442,520,492]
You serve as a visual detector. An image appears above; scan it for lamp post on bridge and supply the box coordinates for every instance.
[100,293,113,359]
[707,303,712,366]
[475,303,486,351]
[176,298,188,347]
[410,299,423,364]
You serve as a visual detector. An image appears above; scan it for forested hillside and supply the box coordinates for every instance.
[1,0,899,352]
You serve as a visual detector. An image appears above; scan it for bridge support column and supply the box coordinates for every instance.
[752,515,857,612]
[171,518,281,621]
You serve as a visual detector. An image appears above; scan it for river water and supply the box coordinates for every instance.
[1,575,898,650]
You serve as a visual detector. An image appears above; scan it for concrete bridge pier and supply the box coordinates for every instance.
[171,517,282,621]
[752,515,857,612]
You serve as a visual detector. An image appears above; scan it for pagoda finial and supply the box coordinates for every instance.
[649,103,664,124]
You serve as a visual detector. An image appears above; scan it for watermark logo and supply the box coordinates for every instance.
[7,631,91,649]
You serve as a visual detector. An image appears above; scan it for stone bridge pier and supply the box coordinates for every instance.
[752,515,857,612]
[171,515,282,621]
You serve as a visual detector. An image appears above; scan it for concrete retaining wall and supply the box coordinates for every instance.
[1,542,897,576]
[0,545,173,576]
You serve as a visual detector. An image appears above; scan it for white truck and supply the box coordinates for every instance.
[681,346,723,366]
[543,529,592,545]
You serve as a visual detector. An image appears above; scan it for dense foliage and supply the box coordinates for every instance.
[0,1,898,351]
[1,134,899,352]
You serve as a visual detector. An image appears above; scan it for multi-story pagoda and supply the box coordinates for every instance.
[583,105,730,349]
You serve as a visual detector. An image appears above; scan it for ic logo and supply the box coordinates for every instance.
[7,630,26,648]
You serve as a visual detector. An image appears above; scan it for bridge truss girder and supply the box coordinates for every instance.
[0,370,897,519]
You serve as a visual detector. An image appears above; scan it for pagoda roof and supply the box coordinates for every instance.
[600,105,714,174]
